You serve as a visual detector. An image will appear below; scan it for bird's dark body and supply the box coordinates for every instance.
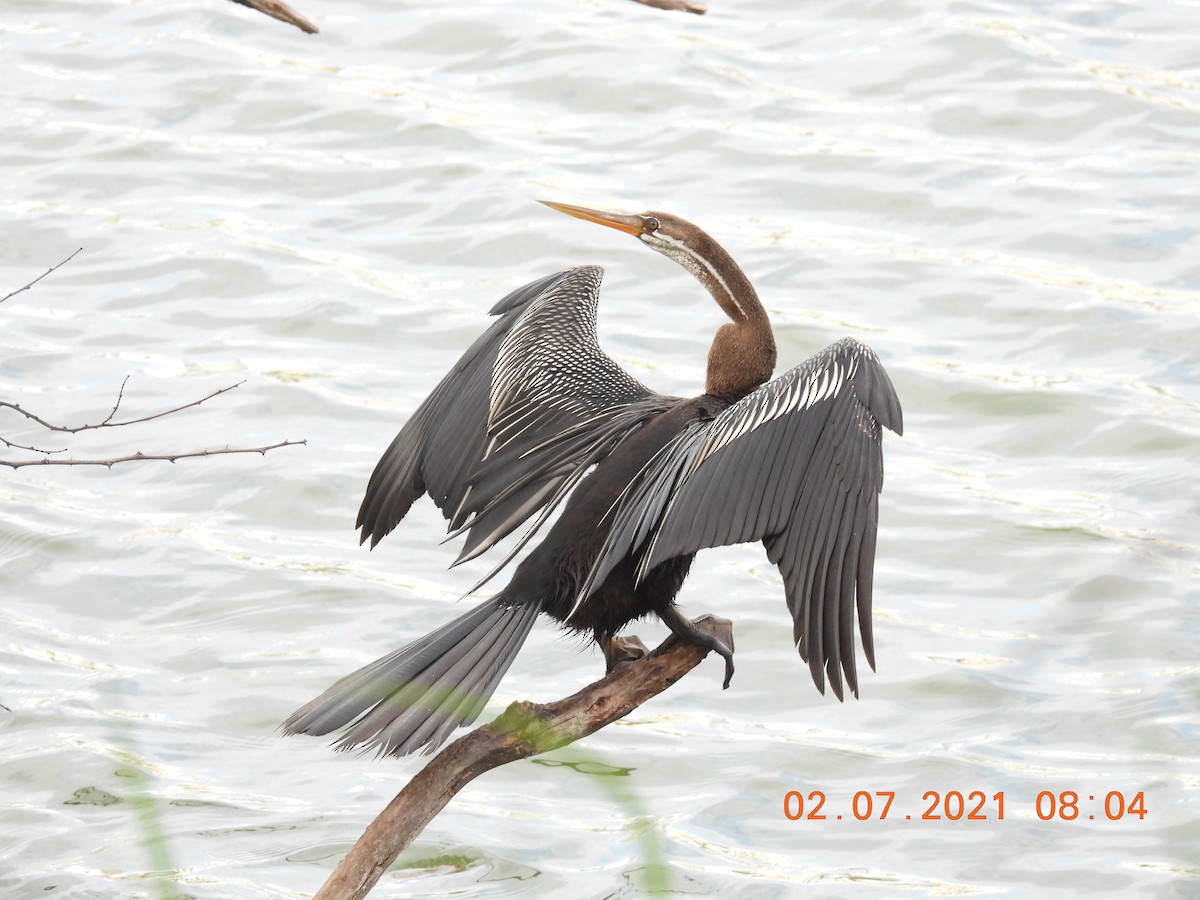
[505,396,727,636]
[283,204,902,758]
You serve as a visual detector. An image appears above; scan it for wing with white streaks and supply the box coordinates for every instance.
[357,266,673,566]
[576,337,903,699]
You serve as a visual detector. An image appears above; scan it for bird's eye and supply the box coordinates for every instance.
[643,216,660,233]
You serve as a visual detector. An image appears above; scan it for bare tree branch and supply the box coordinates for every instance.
[1,379,304,465]
[1,439,306,469]
[309,615,734,900]
[1,380,249,434]
[0,248,83,306]
[229,0,319,34]
[4,254,306,470]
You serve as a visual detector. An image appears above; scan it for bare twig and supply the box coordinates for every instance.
[4,255,306,471]
[1,435,67,454]
[0,439,306,469]
[100,375,132,426]
[1,379,304,467]
[0,248,82,306]
[310,615,734,900]
[229,0,319,34]
[1,380,248,434]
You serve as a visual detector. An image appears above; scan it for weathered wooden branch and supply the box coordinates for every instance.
[224,0,703,31]
[631,0,707,13]
[228,0,319,34]
[311,615,734,900]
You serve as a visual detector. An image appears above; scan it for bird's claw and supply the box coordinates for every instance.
[720,648,734,690]
[659,609,736,688]
[690,613,735,687]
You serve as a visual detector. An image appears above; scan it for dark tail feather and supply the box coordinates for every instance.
[282,596,540,757]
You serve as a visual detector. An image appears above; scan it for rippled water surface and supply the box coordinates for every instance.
[2,0,1198,897]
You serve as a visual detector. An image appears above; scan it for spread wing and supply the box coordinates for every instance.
[357,265,674,568]
[577,337,903,700]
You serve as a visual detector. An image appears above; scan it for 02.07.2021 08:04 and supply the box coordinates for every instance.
[783,789,1148,822]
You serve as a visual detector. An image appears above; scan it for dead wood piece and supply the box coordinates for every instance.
[229,0,319,34]
[311,615,734,900]
[631,0,707,14]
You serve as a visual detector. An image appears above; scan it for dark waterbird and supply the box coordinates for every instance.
[283,202,903,757]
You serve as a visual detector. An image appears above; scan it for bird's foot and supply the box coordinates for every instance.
[599,634,649,674]
[658,607,736,689]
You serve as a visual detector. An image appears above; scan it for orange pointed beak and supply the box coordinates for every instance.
[539,200,650,236]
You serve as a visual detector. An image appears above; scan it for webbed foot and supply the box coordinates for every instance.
[598,633,649,674]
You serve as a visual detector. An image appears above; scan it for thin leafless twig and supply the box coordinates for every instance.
[0,248,83,306]
[1,380,248,434]
[4,254,306,471]
[100,376,131,426]
[1,435,67,454]
[1,439,306,469]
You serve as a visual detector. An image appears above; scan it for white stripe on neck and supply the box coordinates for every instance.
[656,232,745,318]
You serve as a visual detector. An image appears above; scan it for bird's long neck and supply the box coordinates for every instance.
[679,237,776,401]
